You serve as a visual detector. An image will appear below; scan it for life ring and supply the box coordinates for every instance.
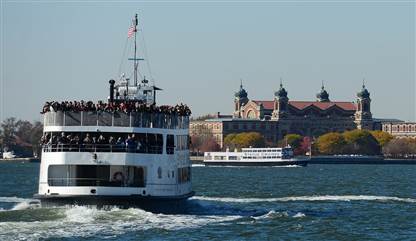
[113,171,124,182]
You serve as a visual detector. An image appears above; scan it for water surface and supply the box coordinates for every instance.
[0,162,415,240]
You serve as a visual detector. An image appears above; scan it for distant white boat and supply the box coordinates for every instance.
[204,147,309,167]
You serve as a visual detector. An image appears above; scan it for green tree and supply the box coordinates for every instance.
[0,128,3,148]
[343,130,380,155]
[316,132,346,155]
[370,130,394,147]
[224,133,237,150]
[1,117,17,150]
[15,120,34,145]
[224,132,265,149]
[282,134,303,149]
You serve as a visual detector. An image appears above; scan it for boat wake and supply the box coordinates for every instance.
[0,194,413,240]
[0,204,243,240]
[192,195,416,203]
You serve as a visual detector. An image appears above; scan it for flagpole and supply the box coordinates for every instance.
[134,14,138,87]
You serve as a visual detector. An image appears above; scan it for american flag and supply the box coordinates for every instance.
[127,25,135,38]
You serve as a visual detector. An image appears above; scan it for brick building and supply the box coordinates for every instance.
[382,122,416,139]
[190,82,375,148]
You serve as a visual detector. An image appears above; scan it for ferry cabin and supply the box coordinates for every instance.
[38,111,191,201]
[204,147,294,162]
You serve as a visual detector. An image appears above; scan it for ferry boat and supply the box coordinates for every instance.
[204,147,309,166]
[34,14,193,212]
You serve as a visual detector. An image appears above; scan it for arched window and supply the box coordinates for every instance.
[247,110,257,119]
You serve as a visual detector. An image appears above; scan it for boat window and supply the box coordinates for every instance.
[228,156,238,160]
[48,165,146,187]
[176,135,189,151]
[166,135,175,154]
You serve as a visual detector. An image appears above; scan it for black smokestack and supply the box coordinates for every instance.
[109,79,115,103]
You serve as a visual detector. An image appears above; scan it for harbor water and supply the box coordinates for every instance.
[0,162,415,240]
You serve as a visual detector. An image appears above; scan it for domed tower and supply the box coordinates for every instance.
[355,81,373,130]
[272,82,289,120]
[316,81,329,102]
[233,81,249,118]
[316,82,330,102]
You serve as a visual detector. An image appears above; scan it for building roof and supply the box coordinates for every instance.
[290,101,356,111]
[373,118,404,123]
[252,100,274,109]
[252,100,356,111]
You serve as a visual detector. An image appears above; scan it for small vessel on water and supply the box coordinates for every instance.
[34,14,193,212]
[204,147,309,166]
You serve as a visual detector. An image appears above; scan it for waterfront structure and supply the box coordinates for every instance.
[190,82,374,148]
[34,14,193,212]
[382,122,416,139]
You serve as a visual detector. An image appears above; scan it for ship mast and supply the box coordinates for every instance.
[128,14,144,88]
[133,14,138,86]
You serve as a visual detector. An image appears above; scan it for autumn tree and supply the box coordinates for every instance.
[343,130,380,155]
[281,134,303,149]
[383,138,416,158]
[223,132,265,149]
[190,134,221,153]
[0,118,43,157]
[298,136,312,155]
[199,137,221,152]
[370,130,394,147]
[1,117,17,149]
[316,132,346,155]
[224,133,237,150]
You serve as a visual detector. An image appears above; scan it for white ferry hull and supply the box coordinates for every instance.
[34,191,194,213]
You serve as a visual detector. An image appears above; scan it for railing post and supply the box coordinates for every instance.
[130,112,132,127]
[53,112,56,126]
[81,111,83,126]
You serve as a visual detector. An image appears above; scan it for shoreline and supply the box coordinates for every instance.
[190,156,416,165]
[0,157,40,163]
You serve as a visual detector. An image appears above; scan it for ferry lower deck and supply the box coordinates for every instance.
[203,159,309,167]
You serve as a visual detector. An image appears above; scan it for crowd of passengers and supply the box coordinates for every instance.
[41,100,191,116]
[41,132,170,153]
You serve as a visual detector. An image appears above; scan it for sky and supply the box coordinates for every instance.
[1,0,415,122]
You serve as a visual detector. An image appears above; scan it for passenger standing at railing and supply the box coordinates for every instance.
[108,136,115,152]
[116,137,124,152]
[126,135,135,153]
[57,132,68,151]
[83,134,92,151]
[66,134,72,151]
[97,135,106,151]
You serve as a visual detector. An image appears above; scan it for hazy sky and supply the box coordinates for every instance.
[1,1,415,122]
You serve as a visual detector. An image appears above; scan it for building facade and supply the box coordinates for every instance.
[191,82,375,148]
[382,122,416,139]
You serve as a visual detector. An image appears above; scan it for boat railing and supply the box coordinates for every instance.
[43,111,189,129]
[42,143,164,154]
